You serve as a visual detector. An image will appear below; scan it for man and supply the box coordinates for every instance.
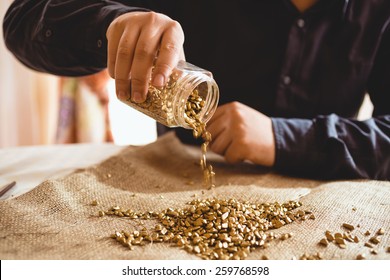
[3,0,390,179]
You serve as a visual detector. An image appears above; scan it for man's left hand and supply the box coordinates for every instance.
[207,102,275,166]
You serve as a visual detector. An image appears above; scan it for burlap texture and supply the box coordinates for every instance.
[1,133,389,260]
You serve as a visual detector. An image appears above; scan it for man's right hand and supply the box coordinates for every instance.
[106,12,185,103]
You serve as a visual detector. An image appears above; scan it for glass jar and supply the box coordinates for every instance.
[119,60,219,129]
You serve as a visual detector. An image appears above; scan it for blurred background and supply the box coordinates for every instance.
[0,1,373,149]
[0,0,157,148]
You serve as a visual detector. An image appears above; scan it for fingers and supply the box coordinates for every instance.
[130,25,161,102]
[207,102,246,164]
[208,106,229,154]
[210,130,244,164]
[207,104,232,145]
[107,20,121,79]
[209,128,231,155]
[152,21,184,87]
[206,105,229,138]
[113,30,139,100]
[207,105,226,127]
[207,117,226,143]
[106,12,184,104]
[224,142,245,164]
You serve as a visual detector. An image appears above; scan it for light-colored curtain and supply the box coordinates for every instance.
[1,0,157,147]
[0,0,59,148]
[56,72,113,144]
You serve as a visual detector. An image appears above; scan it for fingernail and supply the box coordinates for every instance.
[132,92,143,103]
[117,91,128,100]
[152,74,165,87]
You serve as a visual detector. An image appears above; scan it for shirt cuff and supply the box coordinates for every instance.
[271,117,325,177]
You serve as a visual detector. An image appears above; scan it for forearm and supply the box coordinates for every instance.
[272,114,390,180]
[3,0,148,76]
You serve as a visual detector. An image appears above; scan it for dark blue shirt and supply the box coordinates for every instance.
[3,0,390,179]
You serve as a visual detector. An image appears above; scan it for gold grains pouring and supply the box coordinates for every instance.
[140,83,215,189]
[102,198,307,260]
[184,89,215,189]
[120,61,219,189]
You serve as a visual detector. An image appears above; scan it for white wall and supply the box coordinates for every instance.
[1,0,59,147]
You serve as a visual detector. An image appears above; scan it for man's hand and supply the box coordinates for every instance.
[207,102,276,166]
[106,12,185,103]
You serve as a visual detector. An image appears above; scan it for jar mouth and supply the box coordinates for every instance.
[174,75,219,130]
[196,81,219,124]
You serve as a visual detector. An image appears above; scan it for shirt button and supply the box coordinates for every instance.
[297,19,305,28]
[283,75,291,85]
[45,29,52,37]
[97,39,102,48]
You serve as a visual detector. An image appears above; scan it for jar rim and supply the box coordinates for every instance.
[173,72,219,129]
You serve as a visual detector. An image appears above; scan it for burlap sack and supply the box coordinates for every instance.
[0,133,389,260]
